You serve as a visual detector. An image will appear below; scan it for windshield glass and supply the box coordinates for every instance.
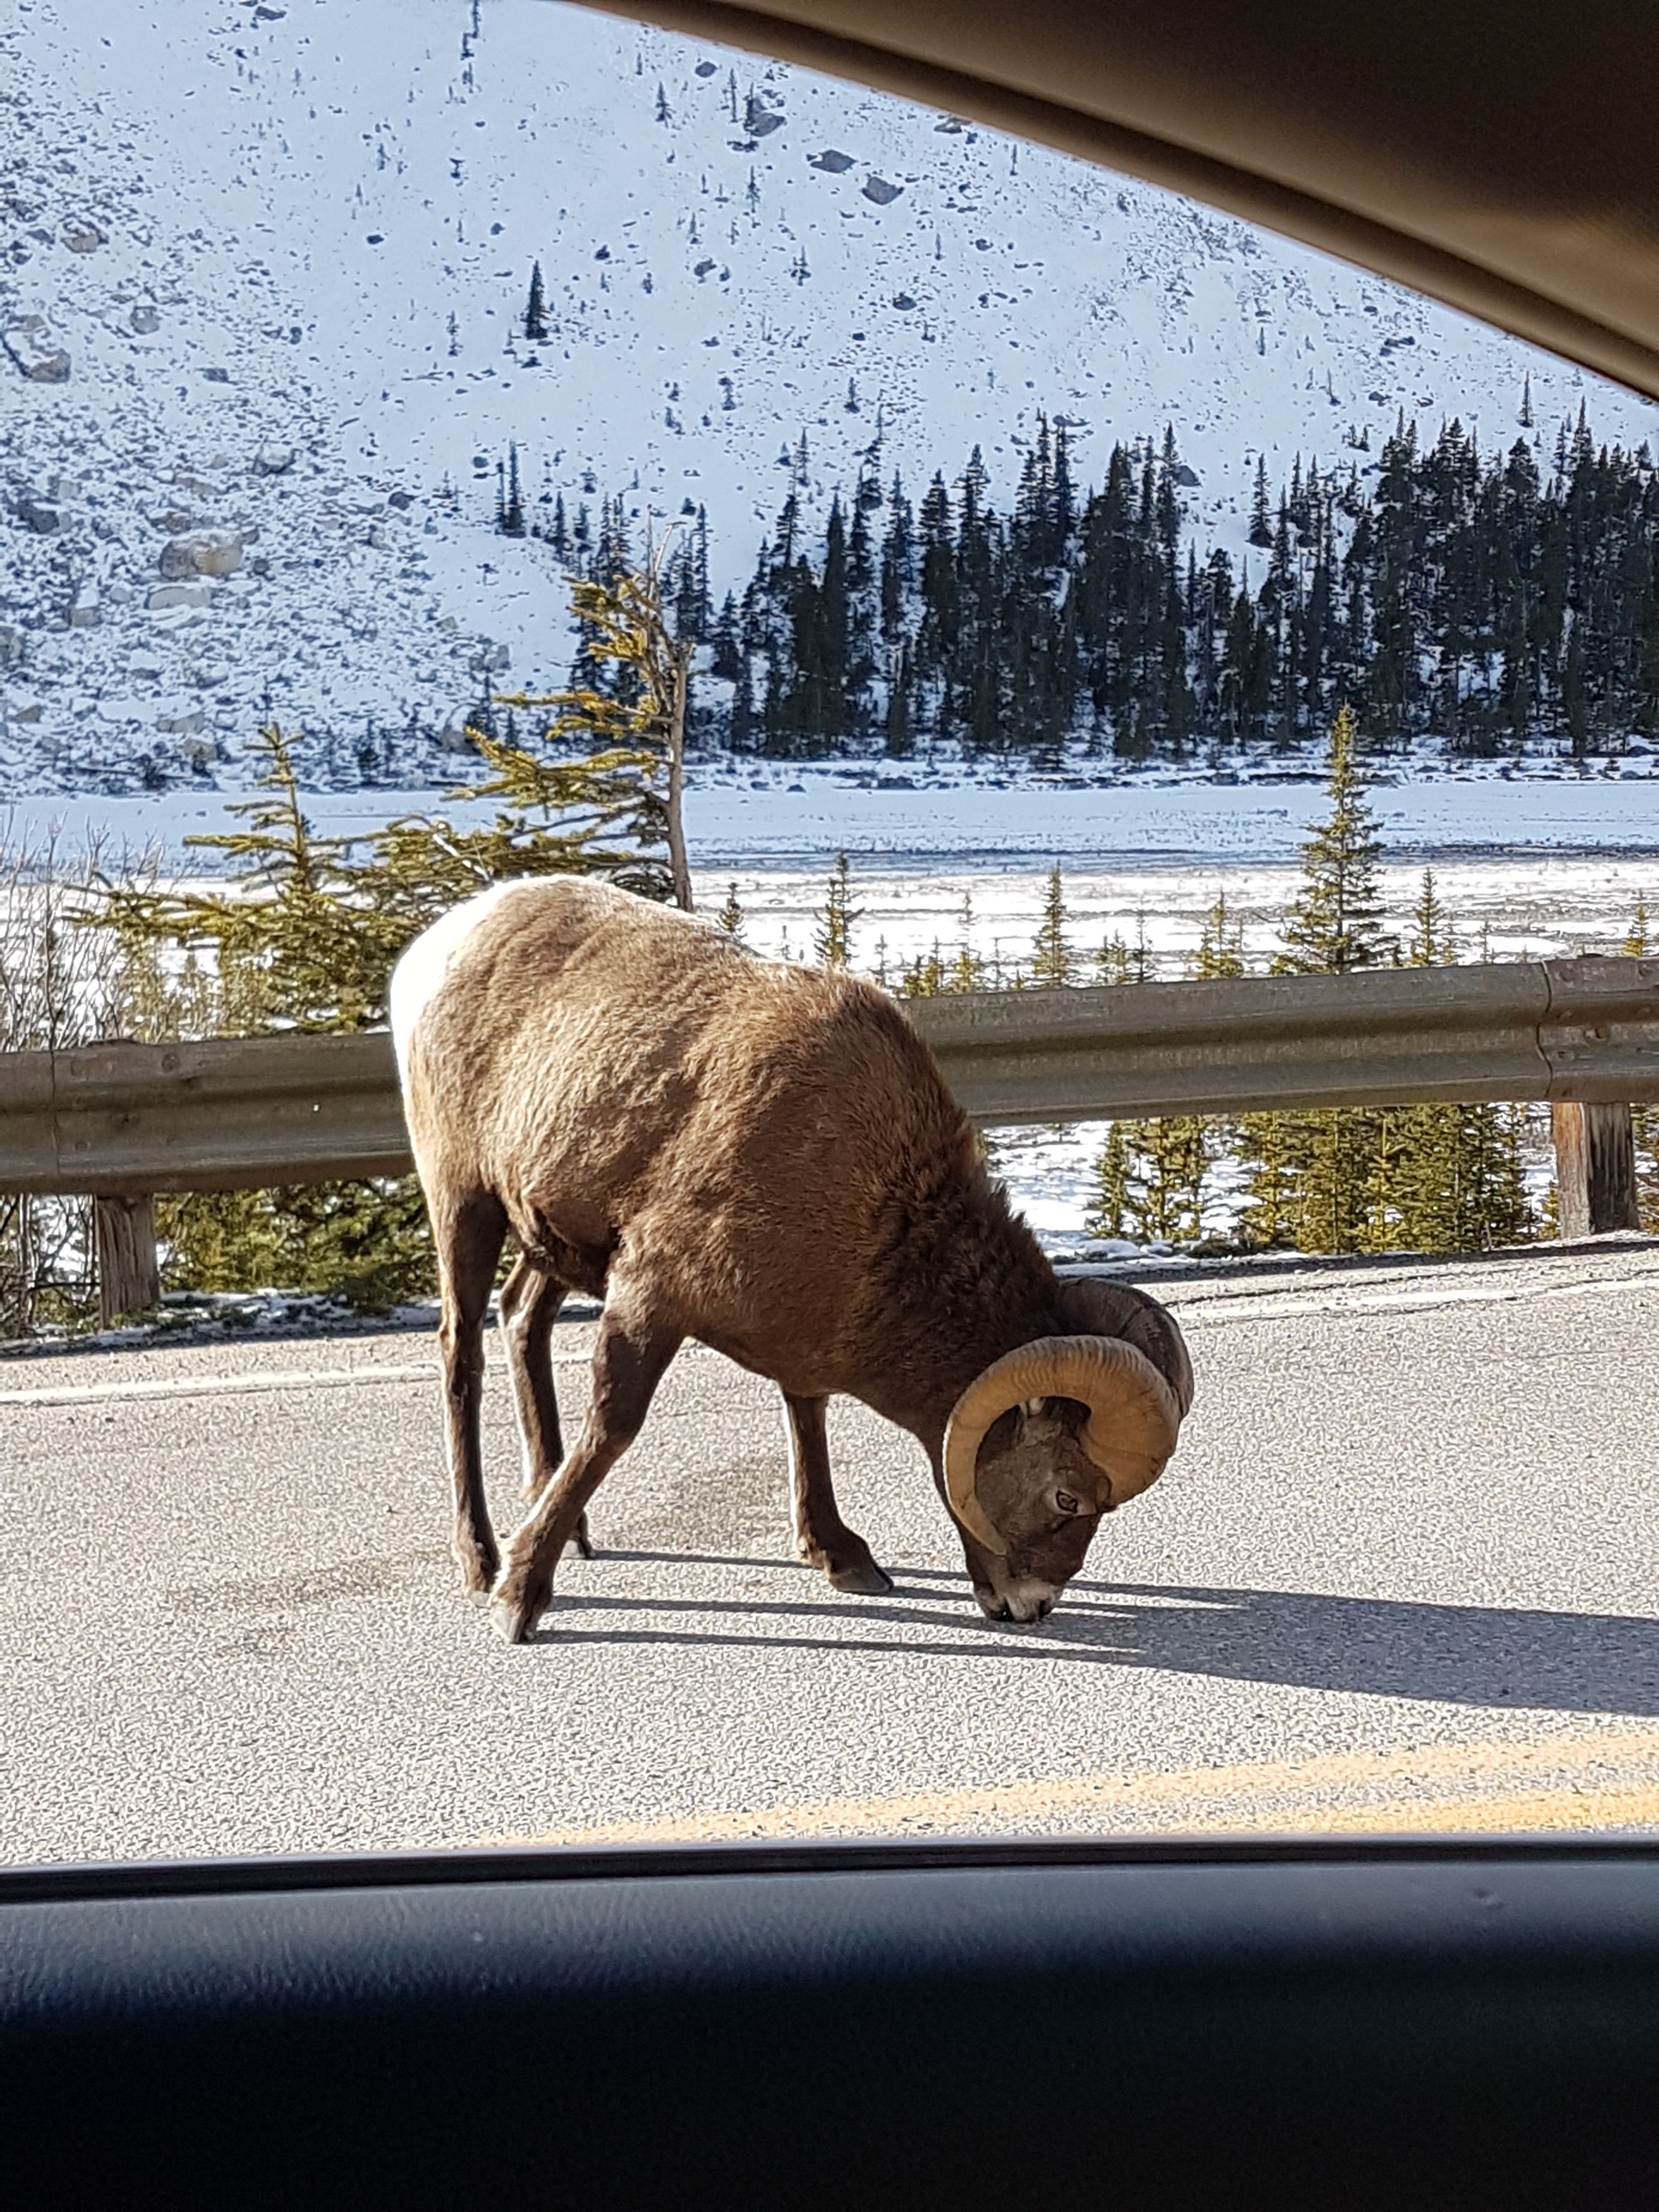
[2,0,1656,1866]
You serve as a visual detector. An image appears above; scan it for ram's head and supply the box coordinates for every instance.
[942,1279,1194,1623]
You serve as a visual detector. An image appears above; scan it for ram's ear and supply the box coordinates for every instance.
[1057,1277,1194,1419]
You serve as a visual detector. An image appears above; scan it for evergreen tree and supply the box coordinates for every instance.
[1095,934,1133,986]
[1279,705,1390,972]
[884,640,915,757]
[947,891,983,992]
[1244,707,1386,1251]
[1181,890,1246,1229]
[500,442,526,537]
[896,941,947,997]
[98,708,672,1310]
[1126,1118,1211,1243]
[1192,889,1246,978]
[1238,1107,1299,1248]
[879,474,913,648]
[1294,1110,1377,1253]
[1030,864,1073,986]
[689,405,1659,768]
[1085,1119,1209,1244]
[814,850,859,967]
[523,260,548,343]
[100,725,408,1035]
[507,550,693,906]
[1249,455,1274,548]
[1407,866,1455,966]
[718,882,744,941]
[1449,1104,1532,1250]
[1085,1124,1132,1240]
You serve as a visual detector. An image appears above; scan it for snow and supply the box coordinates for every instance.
[6,0,1659,797]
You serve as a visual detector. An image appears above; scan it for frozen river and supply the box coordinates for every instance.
[682,754,1659,974]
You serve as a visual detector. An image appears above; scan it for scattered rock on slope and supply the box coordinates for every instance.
[159,530,244,580]
[3,317,71,381]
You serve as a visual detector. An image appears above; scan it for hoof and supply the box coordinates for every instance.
[809,1547,894,1595]
[489,1592,543,1644]
[570,1512,594,1561]
[454,1545,500,1596]
[830,1561,894,1595]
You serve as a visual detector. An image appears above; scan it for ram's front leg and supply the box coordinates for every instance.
[490,1291,681,1644]
[782,1391,893,1595]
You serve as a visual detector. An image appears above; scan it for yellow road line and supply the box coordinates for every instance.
[1269,1785,1659,1833]
[472,1722,1659,1849]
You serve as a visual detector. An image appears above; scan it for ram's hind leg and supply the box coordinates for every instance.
[783,1392,893,1596]
[434,1190,509,1595]
[499,1252,591,1558]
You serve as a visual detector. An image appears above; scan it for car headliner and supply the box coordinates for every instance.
[568,0,1659,403]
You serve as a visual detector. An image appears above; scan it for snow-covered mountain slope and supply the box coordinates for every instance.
[5,0,1658,799]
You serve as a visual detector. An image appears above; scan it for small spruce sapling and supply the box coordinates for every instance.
[523,260,548,343]
[814,850,859,968]
[1030,863,1073,986]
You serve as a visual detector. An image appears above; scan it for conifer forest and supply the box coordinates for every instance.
[517,402,1659,762]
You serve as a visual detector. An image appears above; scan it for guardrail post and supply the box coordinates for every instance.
[95,1195,159,1326]
[1551,1103,1640,1237]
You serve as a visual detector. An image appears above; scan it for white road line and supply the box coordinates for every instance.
[1172,1266,1659,1327]
[2,1264,1653,1406]
[0,1341,734,1412]
[0,1356,568,1411]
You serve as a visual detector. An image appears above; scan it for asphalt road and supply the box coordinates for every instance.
[4,1238,1659,1866]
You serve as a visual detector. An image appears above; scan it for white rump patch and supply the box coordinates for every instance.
[388,879,531,1093]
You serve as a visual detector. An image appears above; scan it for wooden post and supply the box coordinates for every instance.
[1551,1103,1640,1238]
[96,1194,160,1325]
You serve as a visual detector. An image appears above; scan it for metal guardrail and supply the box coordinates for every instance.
[1,956,1656,1199]
[911,953,1659,1123]
[0,1031,409,1198]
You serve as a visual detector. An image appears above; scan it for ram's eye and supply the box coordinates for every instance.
[1055,1489,1081,1515]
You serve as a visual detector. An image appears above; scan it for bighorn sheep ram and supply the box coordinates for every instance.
[391,878,1193,1644]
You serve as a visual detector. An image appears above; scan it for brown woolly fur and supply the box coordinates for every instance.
[393,878,1191,1643]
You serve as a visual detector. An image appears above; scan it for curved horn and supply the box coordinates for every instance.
[943,1335,1182,1554]
[1057,1276,1195,1418]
